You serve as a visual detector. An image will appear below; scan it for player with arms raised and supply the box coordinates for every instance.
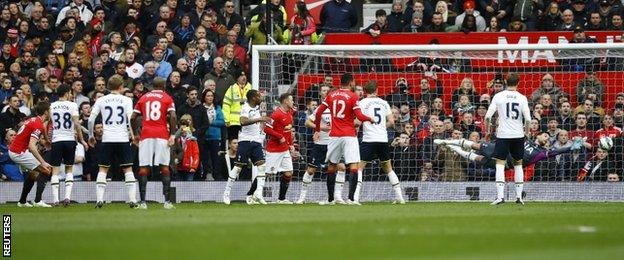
[88,75,138,208]
[10,102,53,207]
[356,81,405,204]
[49,85,88,206]
[314,73,373,205]
[484,73,531,205]
[131,77,177,209]
[222,90,271,205]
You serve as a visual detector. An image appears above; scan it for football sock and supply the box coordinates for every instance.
[19,175,35,204]
[495,164,505,200]
[354,170,363,202]
[224,166,241,195]
[514,165,524,199]
[96,171,107,202]
[138,175,148,202]
[253,164,266,198]
[448,146,479,161]
[278,174,292,200]
[51,174,60,203]
[300,172,314,201]
[124,172,137,203]
[34,173,47,203]
[388,171,404,201]
[64,173,74,200]
[247,178,258,196]
[348,169,358,201]
[161,167,172,202]
[335,171,345,200]
[326,173,336,202]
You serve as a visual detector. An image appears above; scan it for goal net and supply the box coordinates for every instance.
[252,43,624,202]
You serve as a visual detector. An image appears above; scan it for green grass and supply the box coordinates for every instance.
[2,202,623,259]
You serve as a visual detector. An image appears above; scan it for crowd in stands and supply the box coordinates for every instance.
[0,0,622,183]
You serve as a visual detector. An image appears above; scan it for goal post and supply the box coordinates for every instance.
[251,43,624,202]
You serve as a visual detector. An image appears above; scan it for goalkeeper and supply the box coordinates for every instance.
[434,132,584,169]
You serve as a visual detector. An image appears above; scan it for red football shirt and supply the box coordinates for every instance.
[265,107,295,152]
[596,126,622,140]
[318,89,366,137]
[10,116,45,153]
[134,90,175,140]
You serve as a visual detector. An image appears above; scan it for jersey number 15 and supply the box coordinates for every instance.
[506,102,520,120]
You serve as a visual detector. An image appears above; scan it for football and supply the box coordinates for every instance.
[598,136,614,151]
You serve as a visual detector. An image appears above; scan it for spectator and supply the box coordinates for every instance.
[570,0,589,26]
[217,30,247,67]
[320,0,358,33]
[576,71,605,106]
[56,0,93,26]
[510,0,543,30]
[194,36,218,80]
[245,13,284,45]
[176,58,198,88]
[416,77,443,107]
[172,14,195,49]
[577,148,616,181]
[222,71,251,140]
[436,1,457,26]
[607,13,624,30]
[455,1,486,31]
[202,57,234,106]
[480,0,509,25]
[0,78,13,110]
[152,47,173,79]
[247,0,287,32]
[507,15,527,31]
[419,119,447,167]
[453,94,475,119]
[221,44,244,81]
[176,114,200,181]
[596,114,622,139]
[558,9,578,31]
[460,13,479,33]
[459,112,483,137]
[0,129,21,181]
[391,132,418,180]
[485,16,506,31]
[362,9,389,37]
[177,86,209,141]
[552,129,574,180]
[122,48,144,80]
[201,89,225,180]
[430,97,447,120]
[387,2,407,32]
[539,1,563,31]
[530,73,565,105]
[532,103,548,131]
[435,129,466,181]
[585,11,605,30]
[597,0,613,23]
[0,95,26,141]
[451,77,478,108]
[403,11,426,32]
[217,1,246,33]
[546,117,562,144]
[569,112,597,151]
[428,11,451,32]
[575,99,603,131]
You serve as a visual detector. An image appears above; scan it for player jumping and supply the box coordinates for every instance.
[314,73,373,205]
[131,77,177,210]
[356,81,405,204]
[88,75,138,208]
[222,89,271,205]
[49,85,88,206]
[483,73,531,205]
[10,102,53,207]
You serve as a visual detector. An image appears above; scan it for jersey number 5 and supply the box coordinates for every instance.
[332,99,346,119]
[506,102,520,120]
[373,107,382,124]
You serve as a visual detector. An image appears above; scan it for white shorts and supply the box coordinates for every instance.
[265,151,293,173]
[326,136,360,164]
[9,151,40,172]
[138,138,170,166]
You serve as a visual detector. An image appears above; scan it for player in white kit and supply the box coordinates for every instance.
[484,73,531,205]
[88,75,138,208]
[356,81,405,204]
[49,84,88,206]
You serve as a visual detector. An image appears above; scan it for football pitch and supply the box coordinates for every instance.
[2,202,623,259]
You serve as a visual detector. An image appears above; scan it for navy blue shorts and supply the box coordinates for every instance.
[99,142,134,167]
[360,142,390,162]
[236,141,265,166]
[50,141,77,166]
[492,137,525,161]
[307,144,327,168]
[479,142,496,159]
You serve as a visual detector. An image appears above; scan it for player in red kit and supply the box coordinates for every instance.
[314,73,373,205]
[9,102,53,207]
[247,93,296,204]
[131,77,177,209]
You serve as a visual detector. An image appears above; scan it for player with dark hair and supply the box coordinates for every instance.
[314,73,373,205]
[10,101,53,207]
[49,84,88,206]
[131,77,178,209]
[222,89,271,204]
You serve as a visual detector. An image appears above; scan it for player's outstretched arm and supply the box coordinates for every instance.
[313,102,328,132]
[354,108,373,123]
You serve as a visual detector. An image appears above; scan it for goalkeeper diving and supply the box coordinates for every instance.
[433,132,585,169]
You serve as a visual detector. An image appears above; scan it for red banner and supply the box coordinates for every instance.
[322,32,624,68]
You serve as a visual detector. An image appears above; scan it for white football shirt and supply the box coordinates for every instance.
[90,93,134,143]
[485,90,531,139]
[359,97,392,143]
[308,107,331,145]
[50,100,79,143]
[238,103,264,144]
